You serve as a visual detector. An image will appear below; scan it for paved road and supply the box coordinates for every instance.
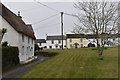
[2,56,49,78]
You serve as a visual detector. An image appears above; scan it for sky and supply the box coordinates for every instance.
[2,1,79,39]
[2,0,119,39]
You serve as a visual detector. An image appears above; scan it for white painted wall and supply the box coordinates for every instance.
[1,16,19,46]
[42,40,66,49]
[1,16,35,63]
[18,34,35,62]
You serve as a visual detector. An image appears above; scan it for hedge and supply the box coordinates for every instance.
[2,46,20,70]
[35,51,58,57]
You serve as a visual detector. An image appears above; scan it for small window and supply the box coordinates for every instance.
[44,46,47,48]
[55,45,58,48]
[28,37,30,44]
[64,45,66,47]
[51,40,54,44]
[81,44,83,47]
[60,45,62,48]
[80,38,83,42]
[70,44,73,48]
[58,40,61,44]
[31,39,33,44]
[22,34,24,42]
[49,46,52,49]
[70,39,72,42]
[22,46,24,55]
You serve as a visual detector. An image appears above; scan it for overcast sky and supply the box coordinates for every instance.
[2,1,79,39]
[2,0,119,39]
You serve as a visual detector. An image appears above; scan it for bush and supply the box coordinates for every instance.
[2,46,20,70]
[2,41,8,46]
[35,51,58,57]
[88,43,95,47]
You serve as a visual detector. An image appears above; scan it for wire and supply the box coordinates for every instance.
[32,13,60,25]
[34,16,59,29]
[35,22,60,30]
[34,0,60,13]
[21,2,59,13]
[64,12,77,18]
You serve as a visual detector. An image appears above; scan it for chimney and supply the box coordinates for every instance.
[18,11,22,19]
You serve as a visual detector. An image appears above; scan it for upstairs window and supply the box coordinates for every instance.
[31,39,32,44]
[28,37,30,44]
[80,38,83,42]
[70,39,72,42]
[22,34,24,42]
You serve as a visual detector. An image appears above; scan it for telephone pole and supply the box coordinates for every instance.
[61,12,64,50]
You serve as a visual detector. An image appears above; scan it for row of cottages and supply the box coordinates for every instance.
[0,4,36,64]
[35,33,119,49]
[35,35,66,49]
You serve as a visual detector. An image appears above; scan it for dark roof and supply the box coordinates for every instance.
[0,3,36,39]
[35,39,46,43]
[66,33,120,39]
[66,34,86,38]
[46,35,66,40]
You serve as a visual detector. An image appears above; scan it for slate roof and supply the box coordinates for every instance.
[66,34,86,38]
[67,33,120,39]
[0,3,36,39]
[35,39,46,43]
[46,35,66,40]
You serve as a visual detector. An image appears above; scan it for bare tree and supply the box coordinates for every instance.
[72,1,119,59]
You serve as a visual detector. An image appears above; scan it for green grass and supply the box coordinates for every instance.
[20,47,118,78]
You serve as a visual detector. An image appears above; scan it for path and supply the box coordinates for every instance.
[2,56,49,78]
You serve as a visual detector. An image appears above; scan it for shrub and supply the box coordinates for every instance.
[88,43,95,47]
[2,46,20,71]
[2,41,8,46]
[35,51,58,57]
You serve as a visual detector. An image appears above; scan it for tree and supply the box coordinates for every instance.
[0,28,7,43]
[72,1,119,59]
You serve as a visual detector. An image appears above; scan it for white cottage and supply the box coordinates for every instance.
[0,4,36,64]
[43,35,66,49]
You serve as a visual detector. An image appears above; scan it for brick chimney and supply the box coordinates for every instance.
[18,11,22,19]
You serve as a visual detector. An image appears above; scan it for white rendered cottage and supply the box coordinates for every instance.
[0,4,36,64]
[44,35,66,49]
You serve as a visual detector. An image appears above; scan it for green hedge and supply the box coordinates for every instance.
[35,51,58,57]
[2,46,20,70]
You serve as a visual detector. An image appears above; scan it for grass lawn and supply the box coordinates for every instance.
[20,47,118,78]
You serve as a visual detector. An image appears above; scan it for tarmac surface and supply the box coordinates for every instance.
[2,56,49,78]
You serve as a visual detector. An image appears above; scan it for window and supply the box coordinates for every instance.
[70,44,73,48]
[49,46,52,49]
[22,34,24,42]
[44,46,47,48]
[55,45,58,48]
[28,37,30,44]
[80,38,83,42]
[22,46,24,55]
[26,47,28,55]
[80,44,83,47]
[70,39,72,42]
[60,45,62,48]
[64,45,66,47]
[51,40,54,44]
[58,40,61,44]
[31,39,33,44]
